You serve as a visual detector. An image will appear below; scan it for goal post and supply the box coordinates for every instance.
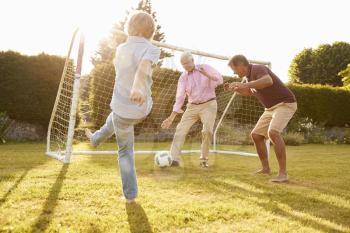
[46,29,271,163]
[46,30,85,163]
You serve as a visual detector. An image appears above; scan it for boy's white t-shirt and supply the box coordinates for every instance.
[110,36,161,119]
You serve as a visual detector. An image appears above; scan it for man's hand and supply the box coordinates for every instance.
[130,88,145,105]
[224,82,246,91]
[224,82,231,91]
[199,66,217,81]
[224,82,253,96]
[198,66,209,77]
[161,117,174,129]
[230,82,248,91]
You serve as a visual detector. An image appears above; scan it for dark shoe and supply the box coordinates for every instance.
[171,160,180,167]
[199,159,209,168]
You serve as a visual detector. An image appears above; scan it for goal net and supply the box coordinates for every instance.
[46,30,271,163]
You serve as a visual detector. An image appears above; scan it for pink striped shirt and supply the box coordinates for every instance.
[173,64,223,113]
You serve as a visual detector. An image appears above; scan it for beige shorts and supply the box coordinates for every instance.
[252,102,297,138]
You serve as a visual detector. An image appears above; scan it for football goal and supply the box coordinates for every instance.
[46,29,271,163]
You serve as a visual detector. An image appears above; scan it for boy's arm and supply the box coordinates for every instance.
[130,59,152,105]
[130,45,161,105]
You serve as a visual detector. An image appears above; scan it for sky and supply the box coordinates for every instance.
[1,0,349,82]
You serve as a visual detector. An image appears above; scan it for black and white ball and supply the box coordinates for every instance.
[154,151,172,167]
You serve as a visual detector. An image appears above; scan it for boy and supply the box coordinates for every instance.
[85,11,160,202]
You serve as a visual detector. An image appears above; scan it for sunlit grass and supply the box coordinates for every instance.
[1,143,350,232]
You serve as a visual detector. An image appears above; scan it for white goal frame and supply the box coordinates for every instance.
[46,29,271,163]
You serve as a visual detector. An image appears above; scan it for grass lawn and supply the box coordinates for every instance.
[0,143,350,233]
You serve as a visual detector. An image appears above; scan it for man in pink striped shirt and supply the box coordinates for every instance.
[161,52,223,168]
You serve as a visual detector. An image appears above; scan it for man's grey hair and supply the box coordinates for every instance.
[180,51,194,61]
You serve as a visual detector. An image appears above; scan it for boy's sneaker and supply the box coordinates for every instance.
[85,128,96,148]
[126,198,135,204]
[121,196,135,204]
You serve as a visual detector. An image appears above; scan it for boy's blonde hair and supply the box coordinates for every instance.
[126,11,155,39]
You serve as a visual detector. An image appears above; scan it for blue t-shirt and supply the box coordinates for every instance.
[110,36,161,119]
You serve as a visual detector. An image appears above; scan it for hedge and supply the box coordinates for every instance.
[88,63,350,127]
[288,84,350,127]
[0,51,65,127]
[1,51,349,130]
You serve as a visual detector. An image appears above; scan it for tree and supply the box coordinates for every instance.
[289,48,313,84]
[339,64,350,86]
[289,42,350,86]
[92,0,171,66]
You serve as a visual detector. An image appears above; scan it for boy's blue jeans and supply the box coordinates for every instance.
[91,112,142,200]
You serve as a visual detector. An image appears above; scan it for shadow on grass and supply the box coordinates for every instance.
[126,202,153,233]
[31,164,69,233]
[190,176,350,233]
[0,170,29,207]
[0,146,49,207]
[86,224,102,233]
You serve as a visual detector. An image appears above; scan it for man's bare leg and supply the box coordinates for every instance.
[268,129,288,181]
[251,133,270,174]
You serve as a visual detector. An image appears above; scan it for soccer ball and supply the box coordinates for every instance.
[154,151,172,168]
